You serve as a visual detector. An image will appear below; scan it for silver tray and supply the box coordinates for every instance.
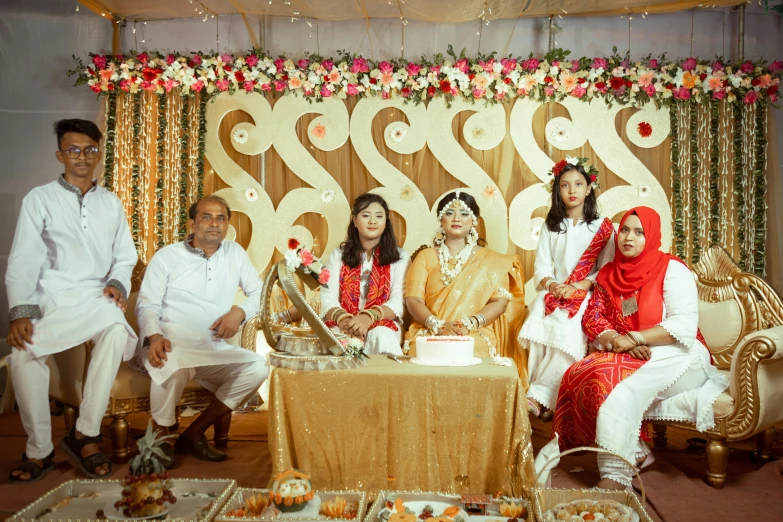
[363,491,531,522]
[215,489,367,522]
[9,478,237,522]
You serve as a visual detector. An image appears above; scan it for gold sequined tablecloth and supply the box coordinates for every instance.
[268,355,535,499]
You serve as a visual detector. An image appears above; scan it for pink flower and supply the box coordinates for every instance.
[378,61,394,73]
[637,71,654,87]
[501,58,518,75]
[245,54,258,67]
[572,84,587,98]
[166,54,176,65]
[274,58,285,72]
[743,90,758,104]
[320,85,332,97]
[522,58,540,71]
[712,90,726,100]
[757,74,773,88]
[455,58,470,73]
[322,59,334,70]
[379,70,395,86]
[303,88,313,96]
[544,85,555,96]
[119,79,131,92]
[740,61,754,74]
[318,268,330,284]
[221,53,233,65]
[648,58,659,68]
[297,58,309,69]
[643,83,656,97]
[191,54,202,66]
[141,80,154,92]
[92,55,107,69]
[163,79,177,92]
[494,91,506,101]
[216,79,229,92]
[591,58,608,70]
[274,80,286,92]
[136,52,149,65]
[244,81,254,92]
[89,84,101,93]
[681,57,697,71]
[192,80,205,92]
[350,57,370,73]
[711,60,723,72]
[517,88,527,96]
[769,60,783,73]
[346,84,359,96]
[770,93,779,103]
[406,62,422,76]
[261,83,271,92]
[299,249,314,265]
[570,59,580,71]
[479,59,495,73]
[472,88,485,98]
[707,77,723,91]
[381,90,389,99]
[673,86,691,100]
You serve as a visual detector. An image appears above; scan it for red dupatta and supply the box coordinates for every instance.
[544,217,614,318]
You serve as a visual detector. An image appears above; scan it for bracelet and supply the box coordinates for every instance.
[605,331,621,350]
[360,308,380,323]
[459,316,477,332]
[627,331,647,346]
[425,315,445,335]
[473,314,486,328]
[332,309,353,324]
[372,305,386,320]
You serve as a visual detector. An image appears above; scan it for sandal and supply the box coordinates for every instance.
[527,398,541,417]
[60,429,113,479]
[8,450,56,484]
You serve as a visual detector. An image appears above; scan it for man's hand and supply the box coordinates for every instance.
[147,334,172,368]
[104,286,127,312]
[7,318,34,350]
[342,314,373,340]
[210,306,245,339]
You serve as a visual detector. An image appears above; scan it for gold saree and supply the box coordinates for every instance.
[405,247,528,383]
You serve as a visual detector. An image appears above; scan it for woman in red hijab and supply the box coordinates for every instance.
[551,207,727,490]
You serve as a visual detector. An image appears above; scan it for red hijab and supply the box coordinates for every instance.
[596,206,681,331]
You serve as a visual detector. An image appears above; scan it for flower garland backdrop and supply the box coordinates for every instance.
[71,48,780,287]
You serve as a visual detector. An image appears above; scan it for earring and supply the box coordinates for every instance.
[468,226,478,245]
[434,227,446,246]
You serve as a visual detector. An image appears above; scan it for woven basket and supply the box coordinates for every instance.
[533,447,654,522]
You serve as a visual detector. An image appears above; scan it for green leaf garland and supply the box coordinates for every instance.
[178,95,190,241]
[156,94,167,250]
[196,94,207,199]
[708,99,720,246]
[103,90,117,189]
[689,101,701,264]
[131,91,142,249]
[753,103,768,276]
[733,104,746,271]
[670,109,685,259]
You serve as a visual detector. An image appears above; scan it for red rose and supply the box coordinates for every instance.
[590,174,597,182]
[768,85,779,95]
[235,71,245,82]
[637,121,653,138]
[468,74,475,80]
[288,238,300,250]
[439,79,451,93]
[699,73,707,81]
[624,79,633,88]
[401,87,411,97]
[577,77,586,84]
[281,74,289,81]
[610,77,625,90]
[594,81,606,91]
[751,78,761,86]
[427,86,436,97]
[369,78,377,84]
[107,83,115,91]
[544,76,553,83]
[503,77,512,84]
[551,159,568,177]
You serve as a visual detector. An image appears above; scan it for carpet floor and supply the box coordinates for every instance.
[0,410,780,521]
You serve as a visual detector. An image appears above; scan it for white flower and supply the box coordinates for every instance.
[497,287,513,299]
[284,249,302,271]
[566,156,579,166]
[320,188,335,204]
[530,223,542,240]
[232,128,249,145]
[389,125,407,143]
[638,186,651,198]
[245,188,259,202]
[549,125,569,144]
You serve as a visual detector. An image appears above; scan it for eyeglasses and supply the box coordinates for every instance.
[61,146,101,159]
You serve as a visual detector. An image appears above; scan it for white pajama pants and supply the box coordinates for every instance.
[597,356,712,486]
[8,323,128,460]
[150,360,268,427]
[526,343,576,410]
[363,325,403,356]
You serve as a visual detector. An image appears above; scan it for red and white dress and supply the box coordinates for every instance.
[321,247,410,355]
[518,217,614,409]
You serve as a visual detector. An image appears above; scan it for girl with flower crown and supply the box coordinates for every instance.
[518,158,615,420]
[404,191,526,364]
[320,193,410,355]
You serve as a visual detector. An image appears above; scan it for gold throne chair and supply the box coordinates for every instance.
[651,245,783,489]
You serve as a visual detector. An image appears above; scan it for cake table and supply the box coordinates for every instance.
[267,355,535,498]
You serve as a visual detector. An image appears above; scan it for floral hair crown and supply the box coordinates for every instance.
[547,156,600,190]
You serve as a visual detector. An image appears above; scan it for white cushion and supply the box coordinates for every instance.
[698,300,743,353]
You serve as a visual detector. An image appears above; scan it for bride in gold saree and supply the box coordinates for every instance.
[404,191,527,378]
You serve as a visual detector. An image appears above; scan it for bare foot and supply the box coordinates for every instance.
[595,478,628,491]
[75,431,110,476]
[10,458,44,481]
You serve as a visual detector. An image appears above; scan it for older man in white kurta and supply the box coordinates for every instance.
[136,196,266,462]
[5,119,138,482]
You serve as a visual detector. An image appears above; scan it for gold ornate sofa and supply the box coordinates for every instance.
[652,245,783,489]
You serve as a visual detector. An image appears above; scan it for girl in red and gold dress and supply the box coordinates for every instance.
[552,206,728,490]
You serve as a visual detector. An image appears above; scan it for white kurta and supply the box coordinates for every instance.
[5,177,138,359]
[136,239,264,385]
[595,260,729,465]
[519,218,614,409]
[320,248,410,355]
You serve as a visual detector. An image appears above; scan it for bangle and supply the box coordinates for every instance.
[474,314,486,328]
[333,309,353,324]
[460,316,477,332]
[605,331,621,350]
[425,315,444,335]
[627,331,647,346]
[360,308,379,323]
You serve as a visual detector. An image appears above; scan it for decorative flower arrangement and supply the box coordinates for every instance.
[637,121,653,137]
[285,238,330,287]
[549,124,569,143]
[399,185,414,201]
[388,125,407,143]
[320,188,335,204]
[231,128,249,144]
[245,187,259,202]
[310,123,326,140]
[547,156,600,190]
[339,336,369,361]
[482,184,498,201]
[69,46,782,108]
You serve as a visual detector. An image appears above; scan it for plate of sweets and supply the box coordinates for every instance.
[540,499,639,522]
[378,497,469,522]
[466,498,530,522]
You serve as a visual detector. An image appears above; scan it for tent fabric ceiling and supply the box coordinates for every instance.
[89,0,745,22]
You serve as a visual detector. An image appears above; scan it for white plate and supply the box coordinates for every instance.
[103,501,169,520]
[409,357,482,367]
[393,500,469,520]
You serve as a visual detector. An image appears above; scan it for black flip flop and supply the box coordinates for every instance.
[60,429,113,479]
[8,451,56,484]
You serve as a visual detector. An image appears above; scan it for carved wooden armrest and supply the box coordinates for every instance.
[0,355,14,415]
[725,327,783,440]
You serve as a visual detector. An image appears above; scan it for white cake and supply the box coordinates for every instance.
[410,336,481,367]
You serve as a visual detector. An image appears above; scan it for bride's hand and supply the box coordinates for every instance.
[442,321,468,336]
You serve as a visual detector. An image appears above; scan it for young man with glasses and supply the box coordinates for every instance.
[5,119,138,483]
